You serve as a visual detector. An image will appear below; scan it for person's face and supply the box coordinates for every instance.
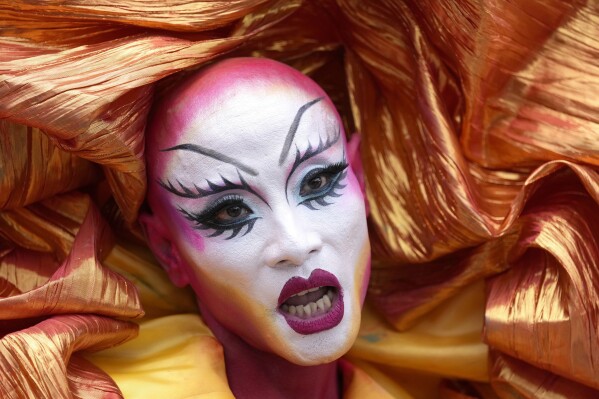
[151,83,370,365]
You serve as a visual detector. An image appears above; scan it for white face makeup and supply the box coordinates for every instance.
[151,78,370,365]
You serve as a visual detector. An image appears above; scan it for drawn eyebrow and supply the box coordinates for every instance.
[284,125,342,201]
[158,169,270,207]
[278,97,324,165]
[161,143,258,176]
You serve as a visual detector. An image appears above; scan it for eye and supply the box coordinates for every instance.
[301,175,330,196]
[213,204,251,223]
[299,161,349,210]
[178,194,259,239]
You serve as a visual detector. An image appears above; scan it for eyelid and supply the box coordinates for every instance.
[292,127,342,172]
[178,194,260,239]
[158,176,245,199]
[159,170,269,208]
[301,160,348,182]
[193,194,249,223]
[284,127,342,201]
[296,160,349,205]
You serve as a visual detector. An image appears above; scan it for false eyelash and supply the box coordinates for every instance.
[177,195,258,240]
[284,126,342,201]
[299,162,349,210]
[293,127,341,171]
[158,169,265,202]
[197,218,259,240]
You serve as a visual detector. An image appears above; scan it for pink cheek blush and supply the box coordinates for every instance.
[176,219,206,251]
[346,170,365,195]
[150,186,206,252]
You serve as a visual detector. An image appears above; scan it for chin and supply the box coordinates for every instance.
[275,304,362,366]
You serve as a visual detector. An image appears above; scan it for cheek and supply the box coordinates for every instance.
[178,222,206,251]
[335,176,370,301]
[178,242,282,351]
[194,268,283,351]
[357,243,371,304]
[167,205,206,252]
[149,183,207,252]
[347,172,363,196]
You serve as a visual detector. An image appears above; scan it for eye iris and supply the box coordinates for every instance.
[308,175,326,190]
[213,204,249,223]
[225,205,243,218]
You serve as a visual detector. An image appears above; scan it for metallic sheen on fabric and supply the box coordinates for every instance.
[1,0,598,398]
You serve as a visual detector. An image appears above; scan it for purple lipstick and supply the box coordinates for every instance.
[278,269,344,335]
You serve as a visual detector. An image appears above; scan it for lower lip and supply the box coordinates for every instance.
[282,291,344,335]
[278,270,344,335]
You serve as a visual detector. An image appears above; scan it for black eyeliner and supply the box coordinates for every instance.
[159,169,270,208]
[301,161,348,189]
[177,195,259,240]
[188,194,248,225]
[284,126,342,202]
[298,160,349,209]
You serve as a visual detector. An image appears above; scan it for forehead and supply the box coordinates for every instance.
[163,83,340,167]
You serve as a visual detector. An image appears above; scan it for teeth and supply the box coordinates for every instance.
[291,286,325,298]
[304,304,312,317]
[323,294,331,308]
[282,290,335,318]
[316,298,325,312]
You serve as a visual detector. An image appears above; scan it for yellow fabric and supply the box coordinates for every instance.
[87,315,234,399]
[91,241,485,398]
[86,313,399,399]
[350,282,488,384]
[102,242,198,320]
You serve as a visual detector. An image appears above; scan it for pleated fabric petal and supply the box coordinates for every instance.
[0,195,143,398]
[0,0,301,224]
[0,315,138,399]
[1,0,598,397]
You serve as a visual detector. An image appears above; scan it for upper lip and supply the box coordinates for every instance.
[277,269,340,307]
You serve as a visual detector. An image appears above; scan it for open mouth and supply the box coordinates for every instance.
[280,286,337,318]
[278,269,344,335]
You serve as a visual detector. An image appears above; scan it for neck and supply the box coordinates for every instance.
[199,304,341,399]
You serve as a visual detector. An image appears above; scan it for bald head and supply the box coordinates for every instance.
[145,57,344,218]
[147,58,331,157]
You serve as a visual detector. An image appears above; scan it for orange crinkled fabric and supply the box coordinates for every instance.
[0,1,598,398]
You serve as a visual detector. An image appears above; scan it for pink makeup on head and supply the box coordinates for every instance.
[141,58,371,398]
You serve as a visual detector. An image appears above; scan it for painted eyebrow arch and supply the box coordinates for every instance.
[284,125,342,201]
[278,96,324,165]
[158,169,270,207]
[161,143,258,176]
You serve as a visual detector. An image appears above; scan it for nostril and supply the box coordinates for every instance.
[275,259,301,268]
[265,229,322,268]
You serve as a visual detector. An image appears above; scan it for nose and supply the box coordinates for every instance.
[264,211,322,268]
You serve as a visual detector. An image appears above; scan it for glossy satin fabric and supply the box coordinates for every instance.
[87,314,400,399]
[1,1,598,398]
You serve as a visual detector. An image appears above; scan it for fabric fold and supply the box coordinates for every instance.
[1,1,598,397]
[0,314,138,399]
